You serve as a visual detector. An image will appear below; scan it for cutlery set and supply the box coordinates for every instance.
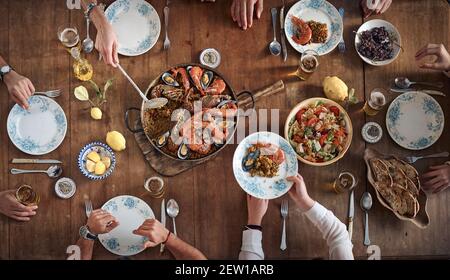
[269,2,288,60]
[391,76,446,96]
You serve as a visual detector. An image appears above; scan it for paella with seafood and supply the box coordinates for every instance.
[143,65,238,160]
[242,142,286,178]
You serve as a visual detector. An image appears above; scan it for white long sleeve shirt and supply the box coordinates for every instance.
[239,202,354,260]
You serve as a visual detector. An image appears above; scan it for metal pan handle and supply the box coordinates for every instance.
[124,107,144,133]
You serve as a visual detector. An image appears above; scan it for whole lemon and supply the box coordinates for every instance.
[90,107,103,120]
[323,76,348,102]
[106,131,126,152]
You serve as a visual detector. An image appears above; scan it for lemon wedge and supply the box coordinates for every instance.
[86,159,96,173]
[90,107,103,120]
[87,151,101,163]
[106,131,126,152]
[101,156,111,169]
[94,161,106,175]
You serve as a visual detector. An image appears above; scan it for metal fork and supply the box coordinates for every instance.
[84,199,93,218]
[280,199,288,251]
[338,8,345,53]
[34,89,61,98]
[405,152,449,164]
[163,6,171,50]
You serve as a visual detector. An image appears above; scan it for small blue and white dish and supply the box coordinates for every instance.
[77,142,116,180]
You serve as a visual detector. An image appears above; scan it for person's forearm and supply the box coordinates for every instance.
[81,0,108,31]
[76,238,94,260]
[304,202,354,260]
[0,55,7,67]
[165,234,207,260]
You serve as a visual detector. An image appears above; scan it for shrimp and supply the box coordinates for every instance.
[291,16,312,45]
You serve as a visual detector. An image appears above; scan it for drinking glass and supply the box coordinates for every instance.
[332,172,357,194]
[15,184,40,206]
[363,88,387,116]
[57,26,80,48]
[288,49,319,81]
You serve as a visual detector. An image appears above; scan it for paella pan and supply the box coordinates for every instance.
[126,63,254,162]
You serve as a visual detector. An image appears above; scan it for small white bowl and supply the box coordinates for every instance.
[354,19,401,66]
[55,177,76,199]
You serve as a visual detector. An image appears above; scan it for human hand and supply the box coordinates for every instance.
[133,219,170,248]
[0,189,38,221]
[95,19,119,67]
[287,174,315,212]
[231,0,264,30]
[422,164,450,193]
[415,44,450,71]
[246,194,268,226]
[3,71,35,110]
[86,209,119,235]
[360,0,392,19]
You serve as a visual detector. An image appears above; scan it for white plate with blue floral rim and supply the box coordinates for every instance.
[99,195,155,256]
[285,0,343,56]
[77,142,116,180]
[105,0,160,56]
[233,132,299,200]
[7,95,67,155]
[386,91,444,150]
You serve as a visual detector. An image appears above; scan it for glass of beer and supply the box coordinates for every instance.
[57,26,80,49]
[289,49,319,81]
[333,172,357,194]
[144,177,165,198]
[15,184,40,206]
[363,88,387,116]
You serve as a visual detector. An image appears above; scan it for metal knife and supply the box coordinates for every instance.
[12,158,62,164]
[390,88,446,96]
[348,189,355,240]
[160,199,166,253]
[279,4,287,62]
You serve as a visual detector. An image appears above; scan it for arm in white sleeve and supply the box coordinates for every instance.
[304,202,354,260]
[238,229,264,260]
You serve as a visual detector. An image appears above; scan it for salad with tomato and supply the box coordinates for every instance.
[288,101,348,163]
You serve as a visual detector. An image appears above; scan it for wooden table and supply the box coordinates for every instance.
[0,0,449,260]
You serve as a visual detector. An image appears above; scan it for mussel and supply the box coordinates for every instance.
[155,131,170,148]
[200,71,214,90]
[177,141,190,160]
[161,72,180,87]
[242,149,261,172]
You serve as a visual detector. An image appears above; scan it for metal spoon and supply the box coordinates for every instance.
[11,165,62,178]
[360,192,372,246]
[82,15,94,53]
[394,77,444,89]
[166,199,179,236]
[269,8,281,56]
[117,63,168,109]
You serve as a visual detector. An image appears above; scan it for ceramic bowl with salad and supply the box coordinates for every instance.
[284,98,353,166]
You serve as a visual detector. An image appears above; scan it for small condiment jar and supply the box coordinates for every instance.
[200,48,221,68]
[55,177,77,199]
[144,177,165,198]
[361,122,383,143]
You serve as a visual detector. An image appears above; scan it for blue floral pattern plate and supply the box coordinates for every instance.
[99,195,155,256]
[386,91,444,150]
[105,0,160,56]
[7,96,67,155]
[285,0,343,56]
[233,132,299,200]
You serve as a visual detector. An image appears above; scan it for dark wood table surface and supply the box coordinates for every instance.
[0,0,449,260]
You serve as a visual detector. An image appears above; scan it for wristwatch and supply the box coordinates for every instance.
[79,225,98,241]
[0,65,13,81]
